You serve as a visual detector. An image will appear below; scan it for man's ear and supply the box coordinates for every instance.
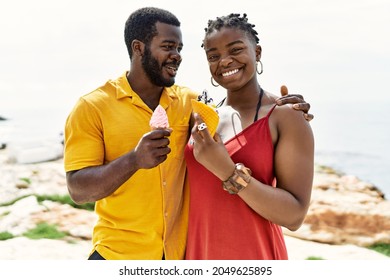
[132,40,145,57]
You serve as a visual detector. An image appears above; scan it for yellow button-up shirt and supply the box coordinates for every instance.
[64,72,198,259]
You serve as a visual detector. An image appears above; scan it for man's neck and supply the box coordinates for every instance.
[126,71,163,110]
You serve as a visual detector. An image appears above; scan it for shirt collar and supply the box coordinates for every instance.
[116,71,176,110]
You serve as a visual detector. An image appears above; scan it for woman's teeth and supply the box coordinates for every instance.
[222,69,239,77]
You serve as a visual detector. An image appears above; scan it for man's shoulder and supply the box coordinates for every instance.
[81,77,120,101]
[168,84,199,99]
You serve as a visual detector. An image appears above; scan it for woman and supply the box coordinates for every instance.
[184,13,315,260]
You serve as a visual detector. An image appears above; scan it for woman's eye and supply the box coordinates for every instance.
[208,54,219,61]
[231,47,243,53]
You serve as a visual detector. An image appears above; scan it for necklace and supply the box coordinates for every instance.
[217,87,264,123]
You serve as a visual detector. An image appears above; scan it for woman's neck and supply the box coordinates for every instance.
[226,82,261,110]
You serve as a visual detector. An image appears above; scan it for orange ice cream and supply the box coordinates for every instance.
[150,105,169,130]
[191,99,219,137]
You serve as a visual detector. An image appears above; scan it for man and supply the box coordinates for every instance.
[64,7,311,260]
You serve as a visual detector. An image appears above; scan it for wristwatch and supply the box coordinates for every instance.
[222,163,252,194]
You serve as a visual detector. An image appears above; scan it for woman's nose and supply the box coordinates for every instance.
[220,55,233,67]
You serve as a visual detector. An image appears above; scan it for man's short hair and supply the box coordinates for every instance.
[124,7,181,59]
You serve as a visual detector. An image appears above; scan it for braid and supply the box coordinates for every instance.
[202,13,259,47]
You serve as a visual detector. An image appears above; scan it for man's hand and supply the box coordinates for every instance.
[134,129,172,169]
[276,85,314,121]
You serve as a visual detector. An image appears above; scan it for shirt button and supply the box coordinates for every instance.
[164,212,168,217]
[163,181,167,187]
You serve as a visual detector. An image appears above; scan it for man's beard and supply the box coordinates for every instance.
[142,46,176,87]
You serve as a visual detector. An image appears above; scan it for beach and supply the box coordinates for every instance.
[0,235,387,260]
[0,148,389,260]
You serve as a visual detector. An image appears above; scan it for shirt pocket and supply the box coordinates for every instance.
[169,124,190,160]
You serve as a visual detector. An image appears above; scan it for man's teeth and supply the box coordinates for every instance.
[167,66,177,74]
[222,69,239,77]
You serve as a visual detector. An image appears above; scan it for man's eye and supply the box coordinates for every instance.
[163,45,182,53]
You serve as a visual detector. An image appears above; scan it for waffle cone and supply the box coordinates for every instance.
[150,126,167,131]
[191,99,219,136]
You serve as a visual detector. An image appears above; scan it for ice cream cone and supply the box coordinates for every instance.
[150,105,169,130]
[191,99,219,136]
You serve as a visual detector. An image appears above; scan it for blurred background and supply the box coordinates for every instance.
[1,0,389,196]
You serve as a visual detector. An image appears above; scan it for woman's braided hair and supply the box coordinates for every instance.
[202,13,259,47]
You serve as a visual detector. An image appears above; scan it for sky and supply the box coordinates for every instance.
[1,0,389,119]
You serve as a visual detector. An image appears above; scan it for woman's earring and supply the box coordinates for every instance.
[211,77,220,87]
[256,61,263,75]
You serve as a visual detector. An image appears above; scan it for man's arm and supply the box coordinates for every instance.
[66,129,172,204]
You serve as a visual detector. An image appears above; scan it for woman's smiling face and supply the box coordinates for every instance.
[203,27,261,91]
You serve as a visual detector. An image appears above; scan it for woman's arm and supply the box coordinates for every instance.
[238,106,314,230]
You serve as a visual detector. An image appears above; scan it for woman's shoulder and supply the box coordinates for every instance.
[273,104,308,129]
[262,91,295,117]
[264,91,307,126]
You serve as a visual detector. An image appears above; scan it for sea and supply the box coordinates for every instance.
[310,100,390,199]
[1,100,389,198]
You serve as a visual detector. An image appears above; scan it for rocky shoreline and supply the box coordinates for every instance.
[0,149,389,260]
[284,165,390,247]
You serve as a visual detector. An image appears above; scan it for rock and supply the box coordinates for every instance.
[7,141,63,164]
[15,179,30,189]
[30,201,97,240]
[0,195,96,240]
[0,196,46,235]
[284,165,390,246]
[0,155,68,205]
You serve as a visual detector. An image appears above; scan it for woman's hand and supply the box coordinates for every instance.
[276,85,314,121]
[191,113,235,181]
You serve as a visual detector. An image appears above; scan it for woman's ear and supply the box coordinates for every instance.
[132,40,145,57]
[256,45,262,61]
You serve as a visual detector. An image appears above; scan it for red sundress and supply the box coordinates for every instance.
[184,105,288,260]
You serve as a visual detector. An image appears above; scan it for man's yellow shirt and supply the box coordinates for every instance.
[64,72,198,259]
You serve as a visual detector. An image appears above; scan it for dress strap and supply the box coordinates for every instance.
[265,104,278,118]
[253,88,264,122]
